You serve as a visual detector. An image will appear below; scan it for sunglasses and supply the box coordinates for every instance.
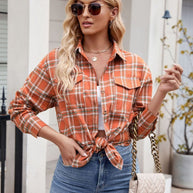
[71,3,103,16]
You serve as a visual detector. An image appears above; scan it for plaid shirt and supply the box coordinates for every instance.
[9,40,157,170]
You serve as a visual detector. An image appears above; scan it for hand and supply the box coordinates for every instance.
[56,134,87,166]
[158,64,183,95]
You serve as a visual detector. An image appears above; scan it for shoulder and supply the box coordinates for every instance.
[120,49,146,65]
[27,48,59,82]
[39,48,59,69]
[122,49,150,69]
[120,49,152,82]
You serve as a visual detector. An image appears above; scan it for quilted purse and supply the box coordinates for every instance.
[129,112,165,193]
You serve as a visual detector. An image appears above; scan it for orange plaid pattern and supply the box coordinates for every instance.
[9,40,157,170]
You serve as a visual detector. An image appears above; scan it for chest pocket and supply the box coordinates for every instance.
[113,77,141,115]
[65,73,84,109]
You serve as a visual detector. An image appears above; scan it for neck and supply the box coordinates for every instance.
[83,34,112,52]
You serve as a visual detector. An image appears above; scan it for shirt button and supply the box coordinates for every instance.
[101,90,105,94]
[103,110,107,115]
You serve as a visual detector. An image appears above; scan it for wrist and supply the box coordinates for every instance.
[52,132,65,146]
[148,86,168,115]
[38,125,67,147]
[157,86,167,99]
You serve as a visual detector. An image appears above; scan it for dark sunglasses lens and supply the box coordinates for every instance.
[71,4,83,16]
[89,3,101,15]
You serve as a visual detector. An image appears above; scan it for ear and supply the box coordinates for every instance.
[110,7,118,20]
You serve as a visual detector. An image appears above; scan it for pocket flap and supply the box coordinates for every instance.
[114,78,141,89]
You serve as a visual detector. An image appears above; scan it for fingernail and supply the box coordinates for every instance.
[83,153,87,157]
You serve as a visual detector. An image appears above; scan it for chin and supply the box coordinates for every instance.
[79,26,96,35]
[81,30,97,36]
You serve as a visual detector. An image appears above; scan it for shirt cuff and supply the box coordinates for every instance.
[137,107,158,138]
[15,115,48,138]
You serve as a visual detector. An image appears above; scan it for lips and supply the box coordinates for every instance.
[82,21,93,28]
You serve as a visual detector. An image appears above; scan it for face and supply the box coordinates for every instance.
[71,0,117,37]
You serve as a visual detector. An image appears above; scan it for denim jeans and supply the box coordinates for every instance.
[50,144,139,193]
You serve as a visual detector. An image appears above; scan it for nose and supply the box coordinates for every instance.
[82,5,90,17]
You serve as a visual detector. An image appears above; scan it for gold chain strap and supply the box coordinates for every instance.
[149,132,162,173]
[131,113,139,179]
[131,112,162,179]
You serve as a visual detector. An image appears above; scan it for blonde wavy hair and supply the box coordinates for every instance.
[56,0,125,95]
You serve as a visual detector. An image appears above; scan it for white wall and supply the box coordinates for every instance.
[7,0,30,191]
[7,0,50,192]
[174,0,193,151]
[121,0,132,50]
[49,0,66,51]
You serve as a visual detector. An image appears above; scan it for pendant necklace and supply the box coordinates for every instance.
[92,56,97,62]
[84,45,113,62]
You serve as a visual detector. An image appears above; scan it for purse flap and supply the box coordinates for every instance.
[137,173,165,193]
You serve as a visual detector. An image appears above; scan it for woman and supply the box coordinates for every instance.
[9,0,183,192]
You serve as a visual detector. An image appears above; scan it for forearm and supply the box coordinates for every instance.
[38,125,62,146]
[148,87,167,115]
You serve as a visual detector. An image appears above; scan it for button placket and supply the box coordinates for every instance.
[101,89,105,94]
[100,86,107,116]
[103,110,107,115]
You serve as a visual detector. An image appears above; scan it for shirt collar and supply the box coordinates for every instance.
[75,39,88,61]
[109,41,126,62]
[75,39,126,62]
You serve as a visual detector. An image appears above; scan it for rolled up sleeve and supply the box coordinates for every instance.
[8,52,56,137]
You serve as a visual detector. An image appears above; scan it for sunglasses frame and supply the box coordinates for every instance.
[71,2,104,16]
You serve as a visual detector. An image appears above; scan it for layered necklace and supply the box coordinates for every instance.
[84,44,113,62]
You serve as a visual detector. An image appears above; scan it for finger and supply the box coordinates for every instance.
[73,143,87,157]
[167,79,180,89]
[173,64,183,75]
[161,74,174,82]
[161,74,181,86]
[62,158,70,166]
[164,69,181,82]
[63,160,72,166]
[164,76,181,86]
[63,155,74,165]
